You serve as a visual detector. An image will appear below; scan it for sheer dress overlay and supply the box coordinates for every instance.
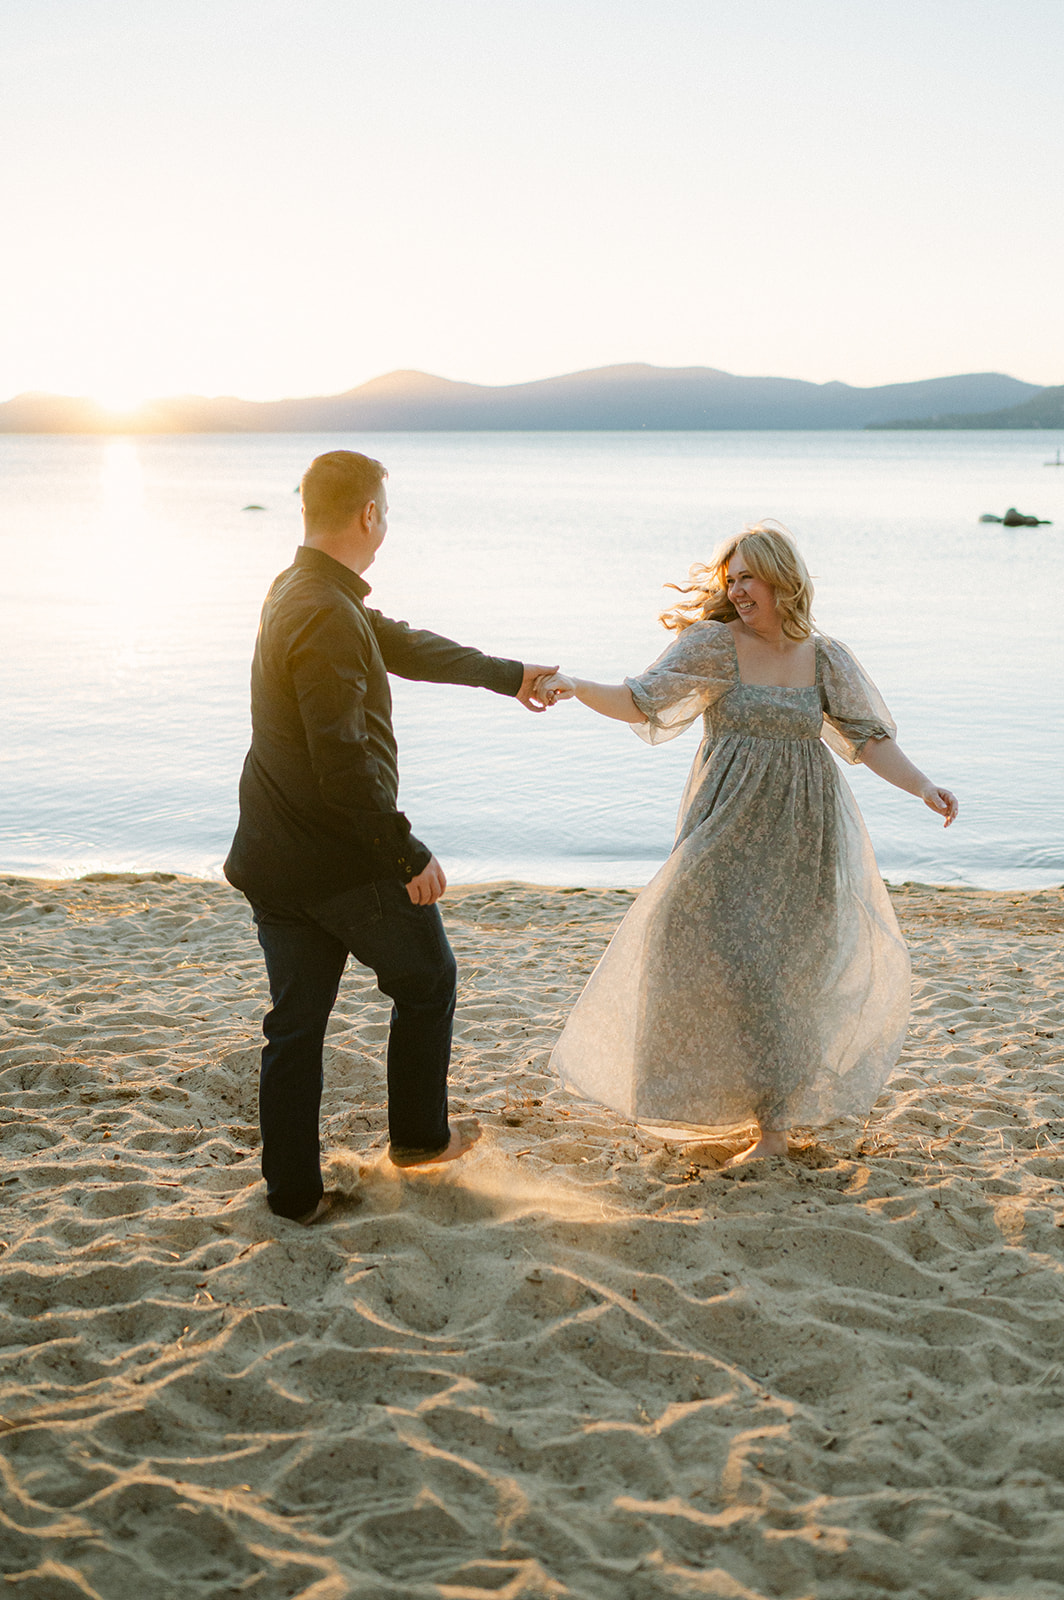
[551,622,910,1131]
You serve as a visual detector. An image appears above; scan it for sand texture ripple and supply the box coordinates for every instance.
[1,874,1063,1599]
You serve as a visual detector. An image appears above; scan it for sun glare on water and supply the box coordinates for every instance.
[99,436,144,509]
[76,438,190,615]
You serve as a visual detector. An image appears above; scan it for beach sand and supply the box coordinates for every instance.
[1,872,1063,1599]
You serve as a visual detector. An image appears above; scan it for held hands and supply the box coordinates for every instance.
[517,663,560,712]
[534,671,577,706]
[515,662,580,710]
[921,785,959,828]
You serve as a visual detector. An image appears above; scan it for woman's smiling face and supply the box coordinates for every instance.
[726,546,777,629]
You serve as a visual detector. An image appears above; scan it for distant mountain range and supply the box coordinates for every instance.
[869,383,1064,430]
[0,364,1048,433]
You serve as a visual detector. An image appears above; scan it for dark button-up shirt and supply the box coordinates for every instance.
[224,546,523,907]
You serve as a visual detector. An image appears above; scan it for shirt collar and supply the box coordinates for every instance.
[293,544,372,600]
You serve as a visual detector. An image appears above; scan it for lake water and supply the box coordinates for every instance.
[1,431,1061,889]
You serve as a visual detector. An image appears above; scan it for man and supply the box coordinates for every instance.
[224,450,555,1223]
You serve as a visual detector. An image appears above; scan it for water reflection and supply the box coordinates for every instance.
[99,436,144,522]
[0,431,1060,886]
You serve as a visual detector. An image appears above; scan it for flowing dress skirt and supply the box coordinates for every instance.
[551,685,910,1131]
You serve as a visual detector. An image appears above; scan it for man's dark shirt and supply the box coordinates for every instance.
[224,546,523,907]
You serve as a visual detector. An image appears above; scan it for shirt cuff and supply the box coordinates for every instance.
[361,811,434,881]
[494,658,525,696]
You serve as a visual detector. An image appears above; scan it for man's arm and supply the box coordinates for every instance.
[287,605,433,882]
[369,608,559,703]
[369,611,522,691]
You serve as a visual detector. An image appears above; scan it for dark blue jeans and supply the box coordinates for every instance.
[251,879,457,1219]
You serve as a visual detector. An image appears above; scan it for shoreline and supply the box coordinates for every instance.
[3,866,1064,895]
[2,872,1063,1595]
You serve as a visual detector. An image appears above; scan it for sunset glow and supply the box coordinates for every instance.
[92,387,151,417]
[2,0,1062,406]
[0,11,1060,1590]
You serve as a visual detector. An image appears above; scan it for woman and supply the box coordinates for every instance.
[539,523,957,1166]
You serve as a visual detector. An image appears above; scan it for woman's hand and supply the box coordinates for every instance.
[921,784,959,827]
[860,738,959,828]
[516,662,560,712]
[536,672,577,705]
[534,673,646,723]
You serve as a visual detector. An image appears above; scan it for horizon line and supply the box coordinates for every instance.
[0,360,1045,414]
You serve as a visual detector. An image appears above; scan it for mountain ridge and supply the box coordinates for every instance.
[0,364,1044,433]
[868,384,1064,430]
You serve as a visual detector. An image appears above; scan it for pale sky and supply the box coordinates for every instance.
[2,0,1061,406]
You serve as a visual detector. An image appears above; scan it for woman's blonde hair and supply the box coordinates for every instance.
[660,521,814,641]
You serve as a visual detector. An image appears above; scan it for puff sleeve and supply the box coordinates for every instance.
[818,635,897,764]
[625,621,736,745]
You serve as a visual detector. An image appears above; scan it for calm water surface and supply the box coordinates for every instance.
[1,431,1061,887]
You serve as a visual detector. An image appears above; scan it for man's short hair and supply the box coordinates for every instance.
[301,450,387,533]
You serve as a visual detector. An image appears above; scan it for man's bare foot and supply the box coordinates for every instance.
[388,1119,482,1170]
[294,1193,335,1226]
[720,1130,790,1169]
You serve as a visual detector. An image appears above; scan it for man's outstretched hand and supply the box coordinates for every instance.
[406,855,447,906]
[517,662,560,712]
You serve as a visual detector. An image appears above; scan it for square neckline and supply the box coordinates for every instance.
[726,626,821,691]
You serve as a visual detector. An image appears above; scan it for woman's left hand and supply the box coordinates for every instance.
[921,785,959,827]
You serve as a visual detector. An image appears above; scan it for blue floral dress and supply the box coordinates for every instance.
[551,622,910,1132]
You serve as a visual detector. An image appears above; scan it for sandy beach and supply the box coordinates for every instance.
[1,871,1063,1599]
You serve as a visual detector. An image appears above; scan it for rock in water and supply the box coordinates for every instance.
[1002,507,1051,526]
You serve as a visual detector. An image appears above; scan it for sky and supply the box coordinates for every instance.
[2,0,1062,406]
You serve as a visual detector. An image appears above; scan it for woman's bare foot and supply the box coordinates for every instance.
[388,1119,482,1170]
[720,1129,790,1169]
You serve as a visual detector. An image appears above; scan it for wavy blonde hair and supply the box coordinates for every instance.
[660,521,814,641]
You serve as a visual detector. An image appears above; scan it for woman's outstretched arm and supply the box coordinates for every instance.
[537,673,647,724]
[860,736,958,827]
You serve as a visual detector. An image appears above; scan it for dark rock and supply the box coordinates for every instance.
[1002,507,1051,526]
